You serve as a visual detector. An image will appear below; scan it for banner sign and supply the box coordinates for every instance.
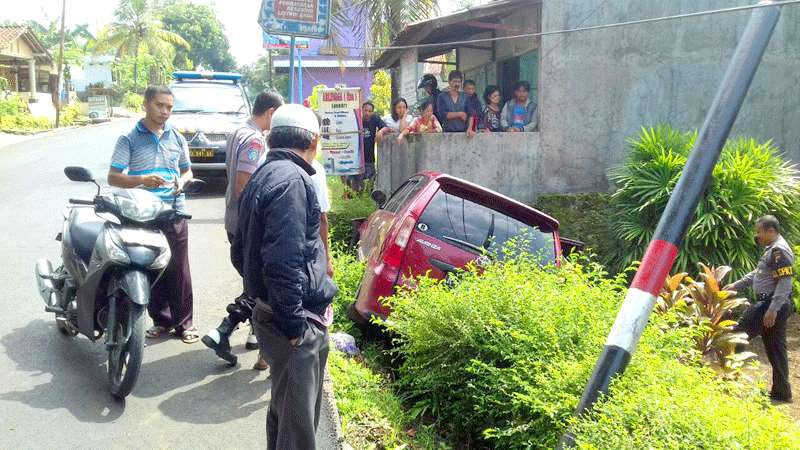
[262,32,310,49]
[316,87,363,176]
[259,0,331,39]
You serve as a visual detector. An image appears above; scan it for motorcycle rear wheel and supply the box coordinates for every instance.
[108,302,145,399]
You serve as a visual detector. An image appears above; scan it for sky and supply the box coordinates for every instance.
[5,0,465,66]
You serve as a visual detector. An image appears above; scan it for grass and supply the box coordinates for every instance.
[328,351,446,449]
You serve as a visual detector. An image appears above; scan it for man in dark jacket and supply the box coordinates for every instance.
[232,103,338,449]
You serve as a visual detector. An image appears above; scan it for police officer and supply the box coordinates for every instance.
[725,215,795,402]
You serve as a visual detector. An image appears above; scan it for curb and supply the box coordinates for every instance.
[321,367,348,450]
[0,118,129,150]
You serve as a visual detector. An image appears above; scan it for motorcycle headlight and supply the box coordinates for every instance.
[100,229,130,264]
[115,195,162,222]
[150,247,172,270]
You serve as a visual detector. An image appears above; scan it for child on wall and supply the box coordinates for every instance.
[397,98,442,143]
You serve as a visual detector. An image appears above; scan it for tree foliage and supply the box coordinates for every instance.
[239,55,289,100]
[369,70,391,116]
[94,0,190,92]
[159,0,236,71]
[609,125,800,278]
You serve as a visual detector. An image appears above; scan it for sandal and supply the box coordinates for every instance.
[180,327,201,344]
[146,325,172,339]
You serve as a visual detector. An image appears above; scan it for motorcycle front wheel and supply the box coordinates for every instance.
[108,301,145,399]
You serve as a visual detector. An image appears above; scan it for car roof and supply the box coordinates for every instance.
[417,170,560,231]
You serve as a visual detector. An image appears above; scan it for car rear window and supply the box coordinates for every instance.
[416,188,556,261]
[171,83,248,115]
[383,176,427,213]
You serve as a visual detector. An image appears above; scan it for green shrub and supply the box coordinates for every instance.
[0,96,51,133]
[124,92,144,112]
[0,76,8,91]
[534,193,615,266]
[571,356,800,449]
[327,176,376,249]
[383,254,800,449]
[59,102,83,126]
[609,125,800,278]
[328,351,445,449]
[330,245,366,336]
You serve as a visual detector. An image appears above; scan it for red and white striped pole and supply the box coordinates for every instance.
[561,1,781,446]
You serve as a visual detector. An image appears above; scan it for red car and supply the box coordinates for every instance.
[348,172,582,325]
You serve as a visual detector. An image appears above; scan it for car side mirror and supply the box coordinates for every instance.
[64,166,95,183]
[183,178,206,195]
[371,190,387,208]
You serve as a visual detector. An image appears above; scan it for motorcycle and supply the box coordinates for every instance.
[34,166,204,399]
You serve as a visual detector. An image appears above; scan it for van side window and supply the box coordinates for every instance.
[383,176,427,213]
[416,188,556,261]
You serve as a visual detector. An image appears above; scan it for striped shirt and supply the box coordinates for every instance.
[111,120,191,212]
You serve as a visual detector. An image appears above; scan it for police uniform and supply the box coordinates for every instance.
[732,235,795,401]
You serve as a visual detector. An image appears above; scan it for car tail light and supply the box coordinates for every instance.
[382,215,416,267]
[394,216,415,248]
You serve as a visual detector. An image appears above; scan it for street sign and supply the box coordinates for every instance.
[262,32,310,49]
[259,0,331,39]
[316,87,363,176]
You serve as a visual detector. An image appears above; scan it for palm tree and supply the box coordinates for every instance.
[94,0,189,92]
[327,0,440,59]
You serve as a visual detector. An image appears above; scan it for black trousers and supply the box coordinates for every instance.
[150,219,193,333]
[737,299,793,400]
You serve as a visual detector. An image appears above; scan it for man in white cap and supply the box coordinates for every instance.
[231,103,337,449]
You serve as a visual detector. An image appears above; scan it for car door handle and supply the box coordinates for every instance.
[429,258,457,274]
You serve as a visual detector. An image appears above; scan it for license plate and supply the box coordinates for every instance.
[190,148,215,158]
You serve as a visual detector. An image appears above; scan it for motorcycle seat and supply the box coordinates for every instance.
[70,210,105,263]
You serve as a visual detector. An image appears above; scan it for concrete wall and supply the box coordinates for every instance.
[377,132,542,204]
[539,0,800,193]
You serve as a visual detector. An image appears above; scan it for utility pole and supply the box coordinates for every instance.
[559,1,782,447]
[54,0,66,128]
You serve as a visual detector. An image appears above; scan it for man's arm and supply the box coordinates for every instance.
[523,105,538,132]
[320,212,333,276]
[768,247,794,313]
[262,179,309,341]
[729,270,756,291]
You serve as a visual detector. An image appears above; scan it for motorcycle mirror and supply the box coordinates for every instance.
[371,190,387,208]
[64,166,95,183]
[183,179,206,195]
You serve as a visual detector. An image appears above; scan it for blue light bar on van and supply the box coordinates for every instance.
[172,71,242,82]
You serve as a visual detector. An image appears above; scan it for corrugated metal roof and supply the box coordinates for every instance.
[372,0,533,69]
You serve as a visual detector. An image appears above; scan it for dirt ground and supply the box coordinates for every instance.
[750,314,800,421]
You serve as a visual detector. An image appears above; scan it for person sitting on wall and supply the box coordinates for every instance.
[479,85,503,133]
[501,80,538,132]
[377,97,414,142]
[397,98,442,143]
[463,79,482,138]
[436,70,468,133]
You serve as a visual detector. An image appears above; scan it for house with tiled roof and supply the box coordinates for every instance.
[0,26,56,105]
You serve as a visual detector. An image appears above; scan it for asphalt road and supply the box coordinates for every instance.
[0,121,337,449]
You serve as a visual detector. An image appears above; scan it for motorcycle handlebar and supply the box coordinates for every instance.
[68,198,94,206]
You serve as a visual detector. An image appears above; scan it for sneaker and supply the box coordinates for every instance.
[246,324,259,350]
[202,328,237,366]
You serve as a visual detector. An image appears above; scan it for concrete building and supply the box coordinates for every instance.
[373,0,800,203]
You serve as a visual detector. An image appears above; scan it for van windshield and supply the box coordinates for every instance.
[417,189,556,262]
[171,83,248,115]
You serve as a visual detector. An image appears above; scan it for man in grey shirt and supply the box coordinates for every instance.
[203,91,283,368]
[726,215,795,402]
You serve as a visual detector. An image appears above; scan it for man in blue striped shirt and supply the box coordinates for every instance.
[107,85,199,344]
